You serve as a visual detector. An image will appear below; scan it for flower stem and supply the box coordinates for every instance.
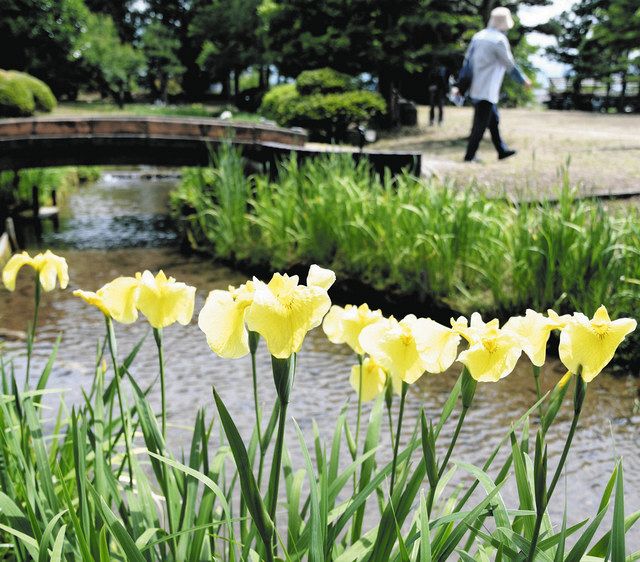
[352,354,365,498]
[526,375,585,562]
[533,365,543,417]
[25,273,41,388]
[438,406,468,480]
[266,355,295,555]
[105,316,134,487]
[153,328,167,439]
[389,381,408,495]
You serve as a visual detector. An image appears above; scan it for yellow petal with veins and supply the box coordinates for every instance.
[504,309,556,367]
[359,315,426,384]
[410,317,460,373]
[323,303,382,355]
[559,305,636,382]
[198,287,253,359]
[99,277,140,324]
[73,289,110,316]
[136,270,196,329]
[349,357,386,402]
[2,250,68,292]
[245,273,331,358]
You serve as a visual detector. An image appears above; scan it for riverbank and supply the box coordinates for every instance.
[0,166,101,216]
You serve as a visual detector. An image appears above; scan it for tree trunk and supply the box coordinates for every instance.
[161,74,169,105]
[234,68,241,98]
[259,65,270,91]
[619,71,627,113]
[221,71,231,100]
[378,69,399,129]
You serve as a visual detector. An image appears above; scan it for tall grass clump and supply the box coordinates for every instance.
[0,249,638,560]
[0,167,102,211]
[172,148,640,370]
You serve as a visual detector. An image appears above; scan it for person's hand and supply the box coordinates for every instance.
[524,78,532,89]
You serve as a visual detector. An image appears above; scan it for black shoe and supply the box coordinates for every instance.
[498,149,517,160]
[463,156,483,164]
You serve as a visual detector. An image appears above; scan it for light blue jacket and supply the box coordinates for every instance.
[466,27,526,104]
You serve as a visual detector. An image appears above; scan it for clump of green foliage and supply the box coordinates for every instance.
[0,70,57,116]
[296,67,356,95]
[172,148,640,370]
[0,167,101,210]
[260,68,385,141]
[10,71,57,112]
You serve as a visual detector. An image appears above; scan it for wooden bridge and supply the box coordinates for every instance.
[0,117,421,175]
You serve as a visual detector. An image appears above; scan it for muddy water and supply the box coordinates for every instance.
[1,171,639,547]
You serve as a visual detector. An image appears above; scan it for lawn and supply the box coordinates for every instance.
[49,100,261,122]
[372,106,640,198]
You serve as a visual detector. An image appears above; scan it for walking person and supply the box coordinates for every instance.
[462,7,531,162]
[428,65,450,126]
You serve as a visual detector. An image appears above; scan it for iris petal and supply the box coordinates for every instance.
[2,252,34,291]
[198,290,251,359]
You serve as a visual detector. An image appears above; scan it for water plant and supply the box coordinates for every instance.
[0,249,638,561]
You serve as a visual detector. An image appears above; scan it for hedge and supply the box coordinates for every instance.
[0,70,57,117]
[296,67,356,96]
[260,70,385,141]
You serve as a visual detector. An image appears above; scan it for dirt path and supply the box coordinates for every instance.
[371,106,640,198]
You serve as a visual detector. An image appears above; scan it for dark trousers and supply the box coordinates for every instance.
[464,100,508,160]
[429,87,444,125]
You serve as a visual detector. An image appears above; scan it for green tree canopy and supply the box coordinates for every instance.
[0,0,92,98]
[142,21,186,103]
[74,13,144,106]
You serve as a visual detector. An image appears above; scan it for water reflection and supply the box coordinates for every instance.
[0,172,638,547]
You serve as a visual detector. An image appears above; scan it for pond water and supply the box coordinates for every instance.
[1,171,639,547]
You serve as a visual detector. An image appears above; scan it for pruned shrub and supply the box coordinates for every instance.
[260,70,385,141]
[0,69,57,117]
[11,71,57,112]
[296,67,356,95]
[0,70,35,117]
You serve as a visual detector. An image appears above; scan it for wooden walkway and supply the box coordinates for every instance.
[0,117,421,176]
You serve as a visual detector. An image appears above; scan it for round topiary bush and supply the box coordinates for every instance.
[296,68,356,96]
[0,70,35,117]
[260,83,300,126]
[11,71,57,112]
[260,71,386,142]
[0,70,57,117]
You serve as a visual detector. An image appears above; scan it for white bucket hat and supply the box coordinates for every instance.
[489,7,515,30]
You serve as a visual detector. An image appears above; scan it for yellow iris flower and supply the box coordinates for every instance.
[73,276,140,324]
[559,305,636,382]
[136,270,196,329]
[198,282,255,359]
[350,357,386,402]
[2,250,69,292]
[306,264,336,290]
[456,313,522,382]
[359,315,459,385]
[504,309,564,367]
[245,266,333,359]
[322,303,383,355]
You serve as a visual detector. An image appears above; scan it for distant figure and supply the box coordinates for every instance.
[427,65,450,126]
[462,7,531,162]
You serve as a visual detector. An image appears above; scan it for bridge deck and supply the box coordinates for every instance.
[0,117,421,175]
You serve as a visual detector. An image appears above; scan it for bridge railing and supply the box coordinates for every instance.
[0,116,422,176]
